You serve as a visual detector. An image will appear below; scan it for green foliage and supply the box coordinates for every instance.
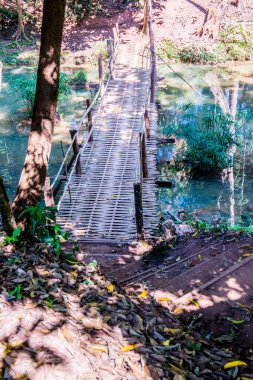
[19,204,70,254]
[70,70,87,86]
[175,105,239,172]
[9,285,22,300]
[220,19,253,61]
[179,45,217,64]
[158,39,179,61]
[2,227,22,246]
[160,21,253,64]
[185,218,227,233]
[67,0,140,22]
[9,71,71,116]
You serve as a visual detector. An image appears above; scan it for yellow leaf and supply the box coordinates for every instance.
[3,341,23,355]
[224,360,247,369]
[188,299,199,308]
[163,338,173,346]
[231,319,245,325]
[173,307,183,315]
[243,253,252,257]
[192,230,199,237]
[90,344,107,353]
[71,272,78,279]
[41,329,50,334]
[107,284,114,292]
[164,328,180,334]
[139,290,148,299]
[121,344,141,352]
[157,297,171,302]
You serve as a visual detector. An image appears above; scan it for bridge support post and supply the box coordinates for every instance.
[134,183,145,240]
[86,99,93,142]
[44,177,55,207]
[69,128,82,175]
[141,133,148,179]
[148,0,157,103]
[107,39,115,80]
[98,54,104,95]
[144,108,150,139]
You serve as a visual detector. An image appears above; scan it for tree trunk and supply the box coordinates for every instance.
[142,0,148,34]
[12,0,28,41]
[0,177,17,234]
[199,0,230,40]
[12,0,67,220]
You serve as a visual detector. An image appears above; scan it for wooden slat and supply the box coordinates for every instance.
[57,42,158,241]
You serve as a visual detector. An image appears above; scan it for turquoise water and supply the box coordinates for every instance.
[157,63,253,225]
[0,67,90,199]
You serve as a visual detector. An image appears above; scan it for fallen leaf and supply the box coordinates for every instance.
[163,338,173,346]
[90,344,107,353]
[107,284,114,292]
[173,307,183,315]
[157,297,171,302]
[164,328,180,334]
[224,360,247,369]
[188,299,199,308]
[192,230,199,237]
[121,344,141,352]
[139,290,148,299]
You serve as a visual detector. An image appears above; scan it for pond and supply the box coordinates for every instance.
[157,62,253,227]
[0,66,95,200]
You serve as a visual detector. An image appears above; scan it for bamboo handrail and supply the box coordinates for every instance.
[51,26,120,191]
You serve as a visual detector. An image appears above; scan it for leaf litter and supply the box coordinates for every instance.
[0,241,252,379]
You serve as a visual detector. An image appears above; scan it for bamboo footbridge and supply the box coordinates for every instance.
[48,28,158,242]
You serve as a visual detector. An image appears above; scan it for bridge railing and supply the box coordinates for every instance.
[44,24,120,208]
[133,45,152,240]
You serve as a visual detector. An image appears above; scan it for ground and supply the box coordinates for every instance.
[1,0,253,67]
[0,233,253,379]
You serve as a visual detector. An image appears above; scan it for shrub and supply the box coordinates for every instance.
[9,71,71,116]
[158,39,179,61]
[174,105,240,173]
[179,45,217,64]
[70,70,87,86]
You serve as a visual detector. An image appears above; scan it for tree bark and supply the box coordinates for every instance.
[12,0,67,219]
[12,0,29,41]
[199,0,230,40]
[142,0,148,34]
[0,177,17,234]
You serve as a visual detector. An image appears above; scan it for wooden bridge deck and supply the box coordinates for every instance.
[57,43,158,242]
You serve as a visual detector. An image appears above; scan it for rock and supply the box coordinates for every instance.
[165,220,195,236]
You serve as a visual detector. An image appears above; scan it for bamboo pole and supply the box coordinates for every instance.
[144,108,151,138]
[98,54,104,95]
[141,133,148,178]
[69,128,81,175]
[86,99,93,142]
[134,183,145,240]
[148,0,157,103]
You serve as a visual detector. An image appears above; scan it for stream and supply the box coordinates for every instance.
[157,62,253,226]
[1,63,253,228]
